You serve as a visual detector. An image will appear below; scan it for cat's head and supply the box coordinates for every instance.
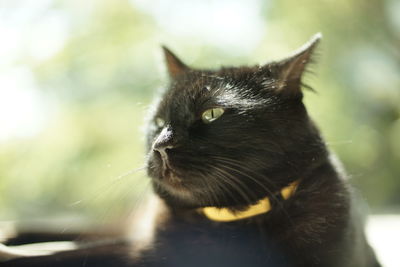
[146,34,327,208]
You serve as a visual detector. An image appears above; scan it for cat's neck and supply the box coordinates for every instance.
[199,180,300,222]
[163,155,343,223]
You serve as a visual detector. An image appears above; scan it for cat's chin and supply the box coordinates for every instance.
[151,175,217,208]
[152,173,194,198]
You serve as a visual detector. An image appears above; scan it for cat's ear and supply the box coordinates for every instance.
[268,33,321,97]
[162,46,189,79]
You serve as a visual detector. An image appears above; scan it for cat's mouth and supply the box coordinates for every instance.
[150,152,184,186]
[152,166,193,198]
[150,151,182,185]
[162,167,182,185]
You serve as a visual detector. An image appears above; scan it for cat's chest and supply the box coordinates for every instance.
[133,212,292,267]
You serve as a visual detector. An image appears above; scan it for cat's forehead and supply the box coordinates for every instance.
[175,73,231,92]
[166,73,233,105]
[155,73,231,120]
[155,68,274,123]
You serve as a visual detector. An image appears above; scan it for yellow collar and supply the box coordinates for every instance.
[200,180,299,222]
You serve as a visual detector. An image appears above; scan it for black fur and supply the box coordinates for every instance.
[1,35,380,267]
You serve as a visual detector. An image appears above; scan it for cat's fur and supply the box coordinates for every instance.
[1,34,380,267]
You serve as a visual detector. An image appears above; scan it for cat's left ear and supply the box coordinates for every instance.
[162,46,189,79]
[267,33,321,97]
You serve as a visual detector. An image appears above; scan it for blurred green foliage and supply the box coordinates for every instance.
[0,0,399,223]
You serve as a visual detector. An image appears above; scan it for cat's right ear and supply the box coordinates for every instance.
[162,46,189,79]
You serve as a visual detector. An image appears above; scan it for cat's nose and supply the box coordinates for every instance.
[152,127,175,157]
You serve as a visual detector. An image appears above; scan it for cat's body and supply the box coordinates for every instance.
[1,34,380,267]
[128,160,376,267]
[1,173,378,267]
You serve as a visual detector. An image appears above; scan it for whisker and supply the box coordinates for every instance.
[68,165,147,207]
[193,165,228,206]
[211,166,256,206]
[211,156,277,190]
[208,156,294,224]
[93,176,150,226]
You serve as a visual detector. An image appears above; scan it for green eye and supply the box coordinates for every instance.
[155,117,165,128]
[201,108,225,124]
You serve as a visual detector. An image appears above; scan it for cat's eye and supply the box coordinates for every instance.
[155,118,165,128]
[201,108,225,124]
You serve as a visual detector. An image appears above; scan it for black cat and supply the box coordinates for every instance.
[1,34,380,267]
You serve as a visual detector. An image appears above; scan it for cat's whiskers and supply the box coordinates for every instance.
[69,165,147,207]
[211,166,257,206]
[210,156,293,222]
[198,173,222,207]
[211,157,281,195]
[180,157,271,207]
[208,169,246,205]
[211,156,277,190]
[186,162,251,207]
[189,164,231,206]
[115,166,148,180]
[94,174,151,227]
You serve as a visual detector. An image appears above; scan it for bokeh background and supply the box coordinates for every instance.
[0,0,399,265]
